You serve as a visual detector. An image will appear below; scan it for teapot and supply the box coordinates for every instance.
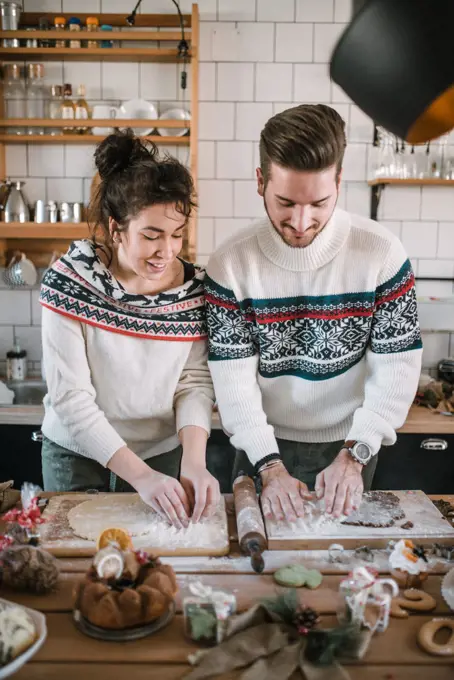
[0,180,30,223]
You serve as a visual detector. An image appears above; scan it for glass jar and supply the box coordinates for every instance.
[47,85,63,135]
[68,17,81,48]
[3,63,26,135]
[54,16,66,48]
[61,83,75,134]
[100,25,113,48]
[86,17,99,48]
[75,84,89,134]
[38,16,52,47]
[26,63,45,135]
[25,28,38,48]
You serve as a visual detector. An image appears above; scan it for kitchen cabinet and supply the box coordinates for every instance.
[372,433,454,494]
[0,424,43,488]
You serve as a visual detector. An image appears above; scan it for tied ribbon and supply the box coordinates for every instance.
[3,497,45,530]
[188,581,236,621]
[340,566,398,633]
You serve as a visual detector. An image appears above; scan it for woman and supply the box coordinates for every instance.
[39,130,219,528]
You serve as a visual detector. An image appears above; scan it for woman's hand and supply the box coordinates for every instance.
[180,461,221,523]
[135,469,191,530]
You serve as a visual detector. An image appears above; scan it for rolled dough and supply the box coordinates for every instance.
[68,496,156,540]
[66,494,229,550]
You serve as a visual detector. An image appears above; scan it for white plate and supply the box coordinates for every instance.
[0,599,47,679]
[117,99,158,137]
[158,108,191,137]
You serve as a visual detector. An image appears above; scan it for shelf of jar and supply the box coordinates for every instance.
[0,223,89,239]
[0,47,191,62]
[368,178,454,186]
[20,13,192,28]
[0,119,190,129]
[0,30,190,42]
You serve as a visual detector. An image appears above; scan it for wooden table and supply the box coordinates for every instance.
[4,494,454,679]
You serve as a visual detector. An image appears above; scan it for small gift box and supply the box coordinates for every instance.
[183,581,236,645]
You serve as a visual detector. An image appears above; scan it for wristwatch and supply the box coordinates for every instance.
[344,440,373,465]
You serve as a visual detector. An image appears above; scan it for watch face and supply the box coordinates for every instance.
[354,443,371,462]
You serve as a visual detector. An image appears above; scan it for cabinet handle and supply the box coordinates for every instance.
[31,431,43,442]
[420,438,448,451]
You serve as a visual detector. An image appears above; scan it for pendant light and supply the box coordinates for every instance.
[330,0,454,143]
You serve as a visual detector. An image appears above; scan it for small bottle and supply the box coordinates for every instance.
[47,85,63,136]
[26,63,45,136]
[6,343,27,382]
[25,28,38,48]
[75,84,89,134]
[61,83,75,134]
[38,16,52,47]
[68,17,82,48]
[54,17,67,48]
[86,17,99,48]
[4,63,26,135]
[100,25,113,48]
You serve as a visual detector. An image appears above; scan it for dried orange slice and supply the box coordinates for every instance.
[96,527,133,551]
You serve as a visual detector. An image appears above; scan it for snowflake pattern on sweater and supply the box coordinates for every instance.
[205,259,421,381]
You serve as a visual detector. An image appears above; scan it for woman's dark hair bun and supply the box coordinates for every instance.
[94,129,153,180]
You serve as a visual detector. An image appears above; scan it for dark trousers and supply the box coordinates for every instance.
[41,435,183,493]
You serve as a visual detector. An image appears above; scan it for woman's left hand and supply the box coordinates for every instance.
[180,462,221,523]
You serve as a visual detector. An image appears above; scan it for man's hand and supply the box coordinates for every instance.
[315,449,364,517]
[260,462,312,522]
[180,462,221,523]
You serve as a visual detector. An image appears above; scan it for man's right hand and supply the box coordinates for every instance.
[260,462,312,522]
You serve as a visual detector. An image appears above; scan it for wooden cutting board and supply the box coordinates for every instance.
[264,490,454,550]
[39,493,230,557]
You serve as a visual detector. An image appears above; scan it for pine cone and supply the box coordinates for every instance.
[294,606,320,635]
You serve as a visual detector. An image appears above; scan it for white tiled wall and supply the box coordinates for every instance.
[1,0,454,376]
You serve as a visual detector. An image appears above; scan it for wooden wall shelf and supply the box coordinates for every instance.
[0,223,89,239]
[368,178,454,187]
[0,134,189,145]
[0,6,199,263]
[20,13,192,28]
[368,176,454,220]
[0,30,190,42]
[0,119,190,129]
[0,47,188,62]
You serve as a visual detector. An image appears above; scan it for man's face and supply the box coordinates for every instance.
[257,162,341,248]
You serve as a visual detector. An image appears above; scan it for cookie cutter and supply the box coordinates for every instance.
[328,543,346,563]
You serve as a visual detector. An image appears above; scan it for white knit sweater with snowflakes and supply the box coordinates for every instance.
[205,209,423,466]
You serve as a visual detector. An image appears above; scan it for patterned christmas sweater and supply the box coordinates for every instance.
[205,208,422,465]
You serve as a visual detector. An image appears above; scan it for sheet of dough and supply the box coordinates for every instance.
[67,494,229,551]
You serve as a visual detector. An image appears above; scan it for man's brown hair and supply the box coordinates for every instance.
[259,104,347,183]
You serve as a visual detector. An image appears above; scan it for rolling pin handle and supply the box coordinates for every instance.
[249,539,265,574]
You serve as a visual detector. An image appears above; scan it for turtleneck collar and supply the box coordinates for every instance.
[257,208,352,272]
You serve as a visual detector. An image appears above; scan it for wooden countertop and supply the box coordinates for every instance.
[2,493,454,679]
[1,402,453,434]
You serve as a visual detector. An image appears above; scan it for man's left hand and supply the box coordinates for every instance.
[315,449,364,517]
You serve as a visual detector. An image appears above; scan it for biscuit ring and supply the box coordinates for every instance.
[390,589,437,618]
[417,618,454,656]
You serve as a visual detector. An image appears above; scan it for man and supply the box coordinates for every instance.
[205,104,422,521]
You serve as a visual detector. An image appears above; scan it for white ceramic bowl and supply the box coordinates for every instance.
[158,108,191,137]
[0,599,47,679]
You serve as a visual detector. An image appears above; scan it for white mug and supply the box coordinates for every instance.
[92,105,117,136]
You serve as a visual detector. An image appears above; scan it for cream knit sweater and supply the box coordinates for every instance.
[41,308,214,466]
[205,209,423,466]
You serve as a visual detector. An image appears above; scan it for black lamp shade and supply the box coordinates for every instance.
[330,0,454,143]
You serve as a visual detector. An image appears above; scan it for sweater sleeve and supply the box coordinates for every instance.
[346,243,423,454]
[41,306,126,465]
[205,254,279,465]
[173,339,215,436]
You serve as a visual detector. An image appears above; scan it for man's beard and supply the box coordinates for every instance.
[263,195,337,249]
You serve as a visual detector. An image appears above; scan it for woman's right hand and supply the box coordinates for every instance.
[135,469,191,529]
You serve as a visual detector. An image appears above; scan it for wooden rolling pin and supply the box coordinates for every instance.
[233,473,267,573]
